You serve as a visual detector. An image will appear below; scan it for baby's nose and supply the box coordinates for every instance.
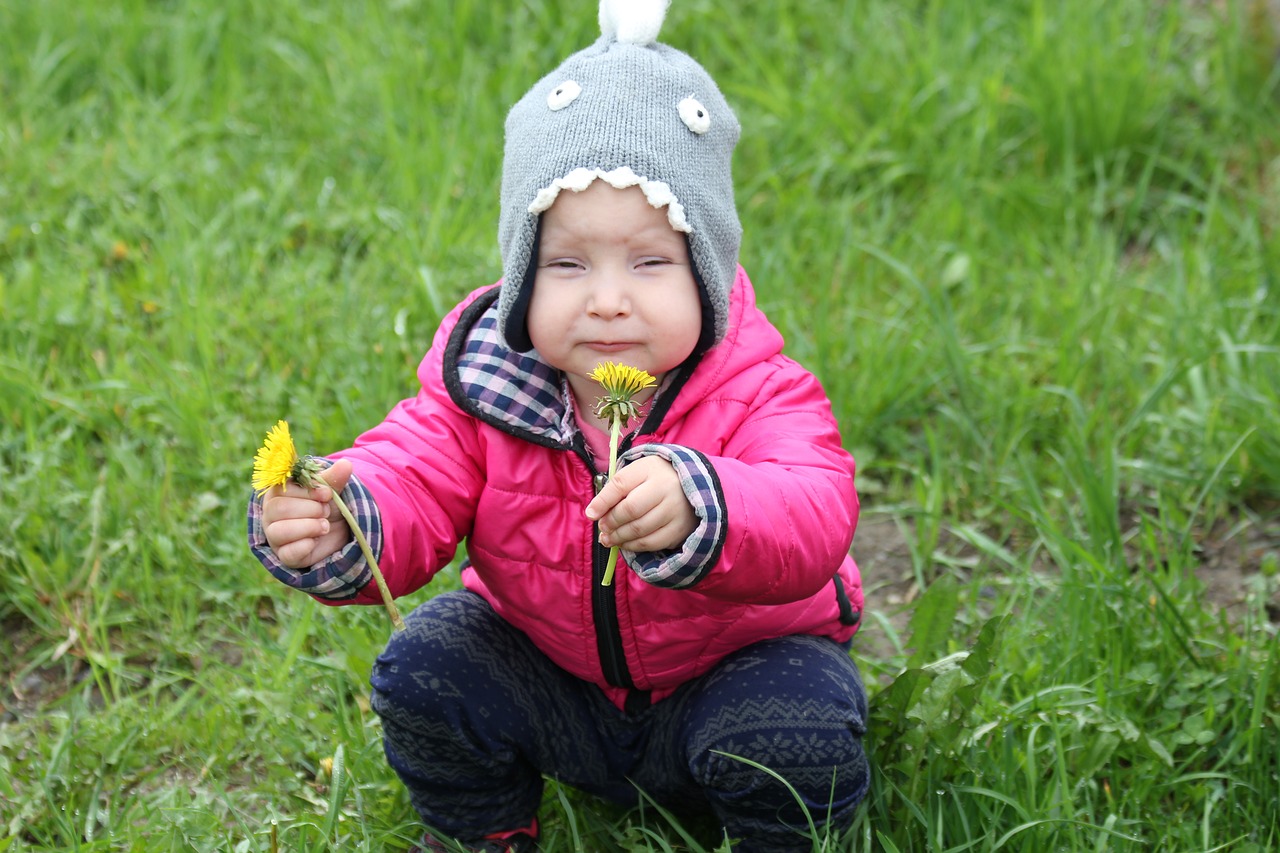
[588,276,632,316]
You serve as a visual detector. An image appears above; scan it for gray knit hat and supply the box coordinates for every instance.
[497,0,742,353]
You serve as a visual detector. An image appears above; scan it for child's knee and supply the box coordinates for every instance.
[690,721,868,805]
[370,591,504,715]
[687,723,867,852]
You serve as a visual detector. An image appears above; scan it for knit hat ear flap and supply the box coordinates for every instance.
[497,0,741,353]
[500,219,541,354]
[690,241,719,356]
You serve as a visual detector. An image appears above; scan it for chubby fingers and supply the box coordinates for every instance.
[262,481,338,557]
[265,478,332,506]
[268,519,335,567]
[262,482,333,522]
[585,459,696,553]
[602,508,690,552]
[263,497,331,550]
[584,456,655,525]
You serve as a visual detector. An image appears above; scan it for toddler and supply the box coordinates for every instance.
[249,2,868,850]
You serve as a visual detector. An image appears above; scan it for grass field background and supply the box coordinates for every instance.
[2,0,1278,850]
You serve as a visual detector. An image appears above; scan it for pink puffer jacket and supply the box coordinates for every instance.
[304,267,861,708]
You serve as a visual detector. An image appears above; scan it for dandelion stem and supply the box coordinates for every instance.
[328,490,406,632]
[601,416,622,587]
[587,362,655,588]
[602,543,621,587]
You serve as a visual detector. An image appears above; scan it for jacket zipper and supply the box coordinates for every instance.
[579,438,634,690]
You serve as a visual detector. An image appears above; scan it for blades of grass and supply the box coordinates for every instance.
[905,575,960,669]
[854,241,978,435]
[708,751,822,851]
[874,830,903,853]
[992,818,1144,850]
[863,609,907,658]
[553,783,585,853]
[946,523,1018,570]
[274,602,315,689]
[1177,427,1258,554]
[1117,359,1191,440]
[1141,565,1203,666]
[4,1,1279,848]
[947,786,1032,823]
[632,787,705,851]
[1246,638,1277,767]
[321,744,346,840]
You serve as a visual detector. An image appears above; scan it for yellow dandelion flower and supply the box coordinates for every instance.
[589,362,657,427]
[588,363,657,587]
[250,418,406,632]
[588,362,656,396]
[252,420,298,495]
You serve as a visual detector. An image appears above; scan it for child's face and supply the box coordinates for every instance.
[528,182,703,393]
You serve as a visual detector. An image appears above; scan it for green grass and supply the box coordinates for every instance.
[2,0,1278,850]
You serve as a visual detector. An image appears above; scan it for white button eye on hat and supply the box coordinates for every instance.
[547,80,582,111]
[678,96,711,134]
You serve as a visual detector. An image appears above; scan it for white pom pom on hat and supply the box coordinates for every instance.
[598,0,671,46]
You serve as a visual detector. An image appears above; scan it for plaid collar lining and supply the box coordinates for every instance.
[453,299,577,445]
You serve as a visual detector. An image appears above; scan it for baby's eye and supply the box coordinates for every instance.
[547,80,582,111]
[678,96,710,134]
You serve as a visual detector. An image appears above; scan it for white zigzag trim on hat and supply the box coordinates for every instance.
[527,166,692,233]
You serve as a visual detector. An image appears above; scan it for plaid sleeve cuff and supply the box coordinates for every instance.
[616,443,725,589]
[246,458,383,602]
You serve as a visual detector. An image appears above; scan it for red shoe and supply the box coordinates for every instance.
[412,820,539,852]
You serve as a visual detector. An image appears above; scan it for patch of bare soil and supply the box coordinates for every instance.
[1195,510,1280,624]
[849,515,1017,675]
[1,642,99,724]
[849,516,919,667]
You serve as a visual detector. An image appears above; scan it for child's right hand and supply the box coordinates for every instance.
[261,458,355,569]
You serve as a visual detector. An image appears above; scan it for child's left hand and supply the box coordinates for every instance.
[585,456,696,553]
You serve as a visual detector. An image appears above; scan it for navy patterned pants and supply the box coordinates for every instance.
[370,591,869,852]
